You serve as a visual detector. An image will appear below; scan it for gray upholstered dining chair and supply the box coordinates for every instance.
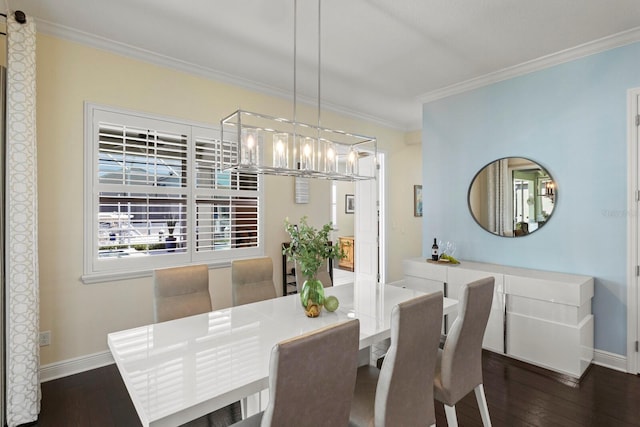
[349,291,443,427]
[434,277,495,427]
[231,318,360,427]
[232,257,278,306]
[153,264,212,323]
[153,264,242,425]
[295,259,332,293]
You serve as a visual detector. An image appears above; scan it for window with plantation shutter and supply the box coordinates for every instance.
[193,129,260,253]
[83,104,263,283]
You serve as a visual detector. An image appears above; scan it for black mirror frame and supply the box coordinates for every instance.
[467,157,557,238]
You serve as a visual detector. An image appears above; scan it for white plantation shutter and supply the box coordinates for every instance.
[195,196,259,251]
[193,128,260,255]
[84,106,263,281]
[97,121,189,257]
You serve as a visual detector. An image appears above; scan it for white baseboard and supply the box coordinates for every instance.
[39,350,114,383]
[593,349,627,373]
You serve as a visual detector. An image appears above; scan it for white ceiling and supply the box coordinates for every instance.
[15,0,640,130]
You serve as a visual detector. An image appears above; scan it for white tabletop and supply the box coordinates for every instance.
[108,282,458,427]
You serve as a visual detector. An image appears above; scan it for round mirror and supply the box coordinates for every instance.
[468,157,556,237]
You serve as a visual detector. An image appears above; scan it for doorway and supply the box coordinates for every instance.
[331,179,356,285]
[331,151,385,285]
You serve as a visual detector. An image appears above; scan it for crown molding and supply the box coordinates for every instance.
[418,26,640,104]
[34,19,406,131]
[36,19,638,131]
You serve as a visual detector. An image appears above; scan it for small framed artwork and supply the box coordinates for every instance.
[413,185,423,217]
[345,194,355,214]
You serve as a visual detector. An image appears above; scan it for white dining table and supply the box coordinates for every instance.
[108,282,458,427]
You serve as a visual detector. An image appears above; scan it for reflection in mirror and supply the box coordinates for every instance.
[468,157,556,237]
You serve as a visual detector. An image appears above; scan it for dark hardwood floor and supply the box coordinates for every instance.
[34,351,640,427]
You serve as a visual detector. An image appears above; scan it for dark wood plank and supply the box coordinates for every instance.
[38,364,141,427]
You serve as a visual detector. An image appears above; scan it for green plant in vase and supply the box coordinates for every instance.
[283,216,345,317]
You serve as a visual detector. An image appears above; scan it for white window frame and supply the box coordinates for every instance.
[83,103,264,283]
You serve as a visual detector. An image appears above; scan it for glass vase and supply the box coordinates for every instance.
[300,278,325,317]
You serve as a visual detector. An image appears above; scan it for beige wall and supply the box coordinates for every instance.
[385,140,424,281]
[36,33,419,366]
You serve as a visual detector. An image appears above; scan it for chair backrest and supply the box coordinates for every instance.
[439,277,494,403]
[261,319,360,427]
[295,259,332,293]
[153,264,212,322]
[374,291,443,427]
[231,257,277,306]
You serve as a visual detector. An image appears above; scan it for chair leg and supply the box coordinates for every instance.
[474,384,492,427]
[241,397,248,419]
[444,404,459,427]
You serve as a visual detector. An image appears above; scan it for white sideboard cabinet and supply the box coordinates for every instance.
[399,258,594,378]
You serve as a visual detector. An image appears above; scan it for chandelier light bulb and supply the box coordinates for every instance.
[327,147,334,160]
[241,128,259,165]
[346,148,358,175]
[273,133,289,168]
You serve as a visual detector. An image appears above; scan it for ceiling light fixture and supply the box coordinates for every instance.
[220,0,377,181]
[544,180,555,203]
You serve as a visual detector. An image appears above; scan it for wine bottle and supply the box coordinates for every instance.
[431,238,439,261]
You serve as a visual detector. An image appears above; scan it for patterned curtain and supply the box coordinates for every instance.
[487,159,512,235]
[5,12,39,427]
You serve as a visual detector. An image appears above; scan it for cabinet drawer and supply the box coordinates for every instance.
[385,280,405,288]
[508,294,590,326]
[504,273,593,307]
[403,276,444,294]
[403,259,447,282]
[447,267,504,294]
[507,313,593,377]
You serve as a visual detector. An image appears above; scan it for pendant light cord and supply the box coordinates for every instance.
[293,0,297,143]
[317,0,321,133]
[293,0,322,139]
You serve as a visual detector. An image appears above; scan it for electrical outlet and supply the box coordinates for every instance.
[39,331,51,347]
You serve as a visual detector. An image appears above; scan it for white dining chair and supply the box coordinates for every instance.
[231,319,360,426]
[232,257,277,305]
[349,291,443,427]
[153,264,212,322]
[153,264,242,425]
[434,277,495,427]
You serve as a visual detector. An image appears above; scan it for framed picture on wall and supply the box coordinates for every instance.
[414,185,423,217]
[345,194,355,214]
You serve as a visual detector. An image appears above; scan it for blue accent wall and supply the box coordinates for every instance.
[422,41,640,355]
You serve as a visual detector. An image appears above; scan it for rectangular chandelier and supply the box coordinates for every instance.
[220,109,377,181]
